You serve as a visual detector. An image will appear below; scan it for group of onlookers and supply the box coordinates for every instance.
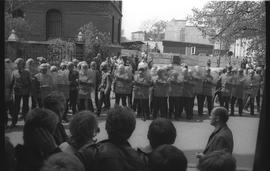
[5,91,236,171]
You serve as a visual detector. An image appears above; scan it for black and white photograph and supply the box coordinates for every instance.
[3,0,268,171]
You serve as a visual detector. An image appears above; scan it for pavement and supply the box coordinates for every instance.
[5,109,259,171]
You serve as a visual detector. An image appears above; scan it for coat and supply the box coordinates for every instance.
[75,139,148,171]
[220,73,234,97]
[11,69,31,95]
[203,124,234,155]
[133,74,151,99]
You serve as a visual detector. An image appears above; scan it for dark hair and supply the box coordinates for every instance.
[69,111,99,150]
[23,108,58,147]
[5,137,16,171]
[149,144,187,171]
[212,107,229,123]
[197,150,236,171]
[41,152,85,171]
[43,91,66,119]
[105,106,136,143]
[147,118,176,149]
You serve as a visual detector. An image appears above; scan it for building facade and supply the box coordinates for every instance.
[131,31,145,41]
[164,19,214,56]
[19,0,122,44]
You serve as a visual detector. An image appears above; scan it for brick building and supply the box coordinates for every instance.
[6,0,122,60]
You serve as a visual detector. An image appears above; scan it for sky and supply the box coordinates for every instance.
[122,0,210,39]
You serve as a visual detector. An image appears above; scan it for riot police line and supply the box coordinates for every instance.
[4,55,264,128]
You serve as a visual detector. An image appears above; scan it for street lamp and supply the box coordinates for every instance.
[77,31,83,42]
[8,29,19,42]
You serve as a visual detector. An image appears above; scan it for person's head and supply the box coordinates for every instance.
[138,67,146,76]
[25,58,35,70]
[210,107,229,126]
[249,69,255,77]
[81,63,88,72]
[72,59,79,66]
[256,67,262,74]
[100,62,108,72]
[50,66,58,72]
[23,108,59,147]
[40,152,85,171]
[67,62,74,71]
[97,53,101,58]
[39,63,48,74]
[197,150,236,171]
[60,62,67,70]
[5,137,16,171]
[118,64,125,74]
[157,68,166,79]
[148,144,187,171]
[69,111,99,149]
[15,58,25,70]
[105,106,136,143]
[90,61,97,70]
[43,91,66,121]
[147,118,176,149]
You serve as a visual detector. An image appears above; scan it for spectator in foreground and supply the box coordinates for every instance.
[196,107,233,159]
[76,106,148,171]
[15,108,60,171]
[148,144,187,171]
[40,152,85,171]
[60,111,99,154]
[5,136,17,171]
[138,118,177,155]
[197,150,236,171]
[43,91,68,145]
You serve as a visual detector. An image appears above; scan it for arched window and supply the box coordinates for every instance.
[46,9,62,40]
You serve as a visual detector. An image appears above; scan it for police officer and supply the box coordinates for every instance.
[220,65,233,110]
[198,68,214,116]
[230,69,246,116]
[68,62,79,115]
[152,68,169,119]
[10,58,31,127]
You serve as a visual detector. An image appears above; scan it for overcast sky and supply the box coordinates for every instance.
[122,0,210,39]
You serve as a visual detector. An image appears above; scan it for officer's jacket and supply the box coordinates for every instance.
[153,78,170,97]
[133,73,152,99]
[231,75,246,99]
[220,73,234,96]
[201,74,215,96]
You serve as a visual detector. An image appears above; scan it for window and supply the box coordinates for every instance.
[12,9,24,18]
[46,9,62,40]
[191,46,196,55]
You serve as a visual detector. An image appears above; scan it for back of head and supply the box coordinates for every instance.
[147,118,176,149]
[23,108,58,146]
[197,150,236,171]
[41,152,85,171]
[43,91,66,119]
[69,111,99,149]
[149,144,187,171]
[211,107,229,124]
[105,106,136,143]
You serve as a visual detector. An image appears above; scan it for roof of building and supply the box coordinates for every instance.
[132,31,145,34]
[162,40,214,47]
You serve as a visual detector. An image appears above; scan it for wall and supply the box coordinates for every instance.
[185,26,213,45]
[21,1,122,43]
[165,20,186,41]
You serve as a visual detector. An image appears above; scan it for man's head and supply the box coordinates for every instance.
[15,58,25,70]
[39,63,48,74]
[67,62,74,71]
[210,107,229,126]
[147,118,176,149]
[24,108,59,146]
[41,152,85,171]
[148,144,187,171]
[90,61,97,70]
[197,150,236,171]
[105,106,136,143]
[69,111,99,149]
[43,91,66,121]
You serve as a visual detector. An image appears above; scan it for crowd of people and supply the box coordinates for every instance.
[4,53,264,128]
[5,100,237,171]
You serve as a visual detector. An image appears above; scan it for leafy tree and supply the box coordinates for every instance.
[47,38,75,65]
[189,1,265,59]
[140,19,167,41]
[79,22,111,61]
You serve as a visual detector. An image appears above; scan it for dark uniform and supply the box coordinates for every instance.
[220,72,233,110]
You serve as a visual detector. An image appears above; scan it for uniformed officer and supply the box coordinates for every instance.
[198,68,215,116]
[152,68,169,119]
[133,65,152,120]
[220,66,233,110]
[10,58,31,127]
[230,69,246,116]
